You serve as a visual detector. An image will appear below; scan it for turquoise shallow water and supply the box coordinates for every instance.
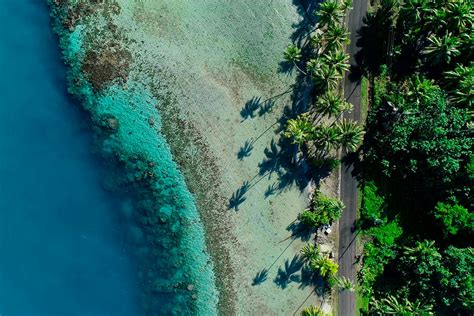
[47,0,218,313]
[0,1,142,315]
[0,1,218,315]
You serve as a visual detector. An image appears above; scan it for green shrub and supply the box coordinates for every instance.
[432,201,473,237]
[360,181,385,225]
[359,220,403,296]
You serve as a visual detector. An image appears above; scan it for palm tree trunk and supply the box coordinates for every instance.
[294,62,308,76]
[329,111,345,127]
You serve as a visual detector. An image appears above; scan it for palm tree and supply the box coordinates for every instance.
[400,0,436,33]
[310,31,325,51]
[313,193,345,216]
[315,91,352,118]
[403,240,441,262]
[316,0,345,29]
[312,124,341,152]
[409,76,438,104]
[450,75,474,106]
[284,44,302,63]
[312,63,342,92]
[301,243,320,262]
[307,58,322,75]
[301,306,326,316]
[443,64,472,87]
[284,113,314,146]
[323,50,350,75]
[309,256,339,278]
[323,24,350,52]
[334,276,355,292]
[443,64,474,106]
[423,33,461,66]
[335,120,365,152]
[284,44,307,75]
[459,30,474,60]
[445,0,473,33]
[341,0,353,11]
[370,295,434,315]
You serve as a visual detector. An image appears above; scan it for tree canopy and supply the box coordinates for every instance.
[356,0,473,313]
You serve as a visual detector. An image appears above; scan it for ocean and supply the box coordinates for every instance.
[0,1,217,315]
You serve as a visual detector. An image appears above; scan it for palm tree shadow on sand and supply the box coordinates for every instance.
[252,269,269,286]
[228,181,250,211]
[273,255,331,297]
[286,220,314,242]
[237,140,254,160]
[240,97,261,120]
[274,255,305,289]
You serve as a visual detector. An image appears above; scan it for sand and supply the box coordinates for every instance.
[110,0,336,314]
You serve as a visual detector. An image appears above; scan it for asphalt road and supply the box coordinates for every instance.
[338,0,368,315]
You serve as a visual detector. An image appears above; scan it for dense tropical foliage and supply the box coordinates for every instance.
[357,0,473,314]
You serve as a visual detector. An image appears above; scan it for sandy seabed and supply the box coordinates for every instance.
[114,0,337,314]
[56,0,338,314]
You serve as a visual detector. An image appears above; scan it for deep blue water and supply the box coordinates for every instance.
[0,1,141,315]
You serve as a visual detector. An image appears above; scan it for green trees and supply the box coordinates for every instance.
[364,78,472,194]
[316,0,346,28]
[298,193,345,228]
[432,202,473,237]
[423,33,461,67]
[309,256,339,278]
[300,242,339,280]
[359,221,403,296]
[315,91,352,118]
[439,246,474,311]
[399,240,443,296]
[390,242,474,312]
[283,113,314,146]
[335,119,365,152]
[370,295,434,315]
[359,181,385,226]
[357,0,473,312]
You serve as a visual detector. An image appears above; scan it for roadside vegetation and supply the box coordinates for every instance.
[283,0,362,232]
[283,4,364,162]
[280,0,364,313]
[355,0,473,314]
